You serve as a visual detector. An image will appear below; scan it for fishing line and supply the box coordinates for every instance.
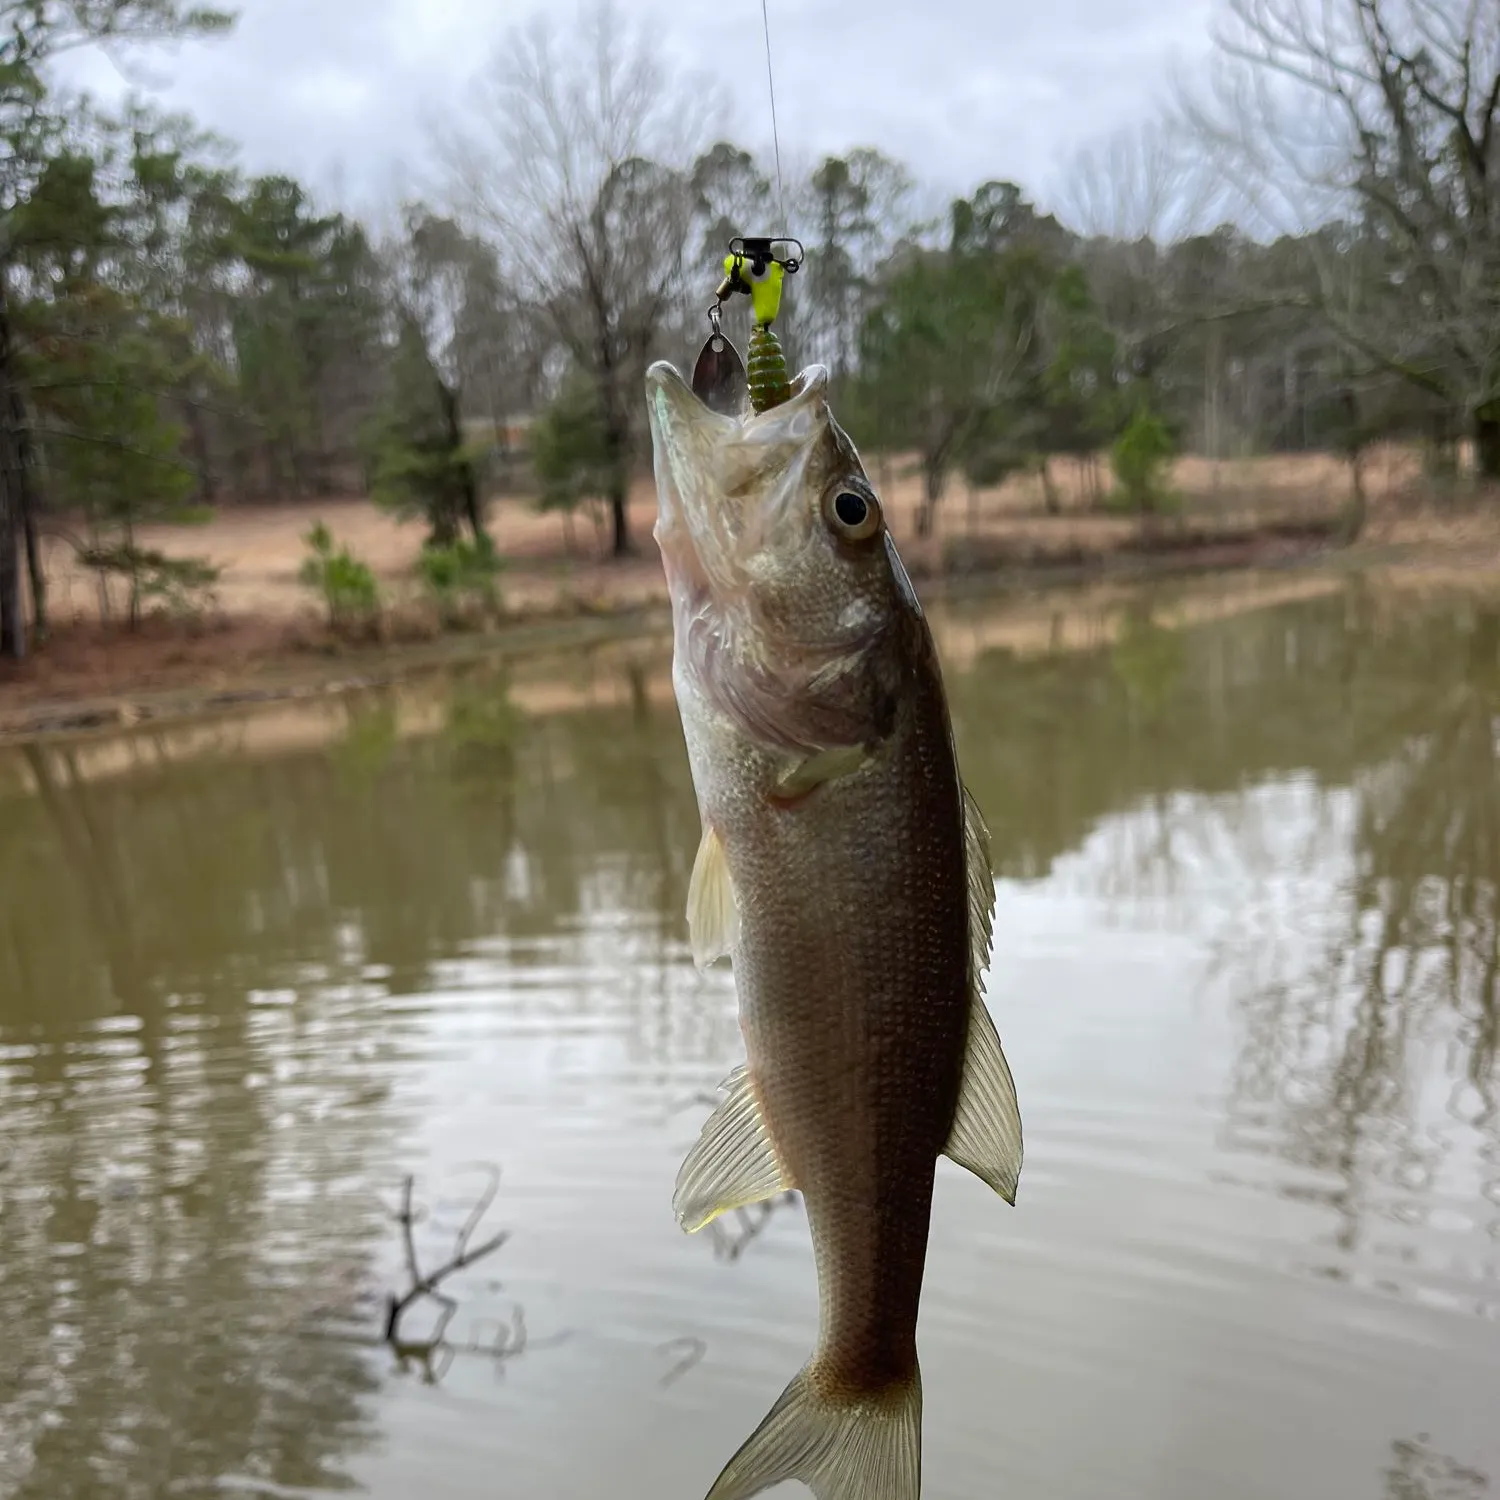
[759,0,787,232]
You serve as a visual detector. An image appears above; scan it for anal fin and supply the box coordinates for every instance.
[674,1064,793,1233]
[942,781,1023,1203]
[687,822,738,969]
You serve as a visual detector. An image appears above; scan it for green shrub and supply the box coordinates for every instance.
[1109,408,1179,515]
[298,521,380,631]
[416,535,502,627]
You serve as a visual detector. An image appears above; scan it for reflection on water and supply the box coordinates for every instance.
[0,574,1496,1499]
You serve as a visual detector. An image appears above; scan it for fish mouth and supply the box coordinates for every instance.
[645,358,832,598]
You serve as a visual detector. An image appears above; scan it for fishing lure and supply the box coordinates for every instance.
[691,236,803,418]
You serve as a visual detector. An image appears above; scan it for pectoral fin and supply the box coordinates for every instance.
[674,1064,794,1232]
[687,822,738,969]
[773,744,873,801]
[942,783,1023,1203]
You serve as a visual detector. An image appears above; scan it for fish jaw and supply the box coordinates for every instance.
[647,358,741,608]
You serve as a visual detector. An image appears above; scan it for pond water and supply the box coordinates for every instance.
[1,569,1497,1500]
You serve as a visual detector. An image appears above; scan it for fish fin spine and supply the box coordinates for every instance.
[704,1362,922,1500]
[942,782,1024,1203]
[674,1063,793,1232]
[687,821,739,969]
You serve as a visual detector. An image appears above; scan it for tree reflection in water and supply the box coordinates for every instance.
[1383,1433,1489,1500]
[944,584,1498,1293]
[1214,605,1499,1273]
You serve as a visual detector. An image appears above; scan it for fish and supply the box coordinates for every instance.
[644,353,1023,1500]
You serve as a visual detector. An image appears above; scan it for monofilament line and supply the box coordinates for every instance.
[759,0,787,234]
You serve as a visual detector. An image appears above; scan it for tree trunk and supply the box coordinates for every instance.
[604,407,631,558]
[1476,410,1500,482]
[595,349,631,558]
[10,369,43,640]
[438,378,487,546]
[184,399,217,506]
[915,457,943,539]
[462,476,485,544]
[23,494,45,642]
[1338,450,1367,544]
[1040,459,1060,515]
[0,453,20,659]
[0,278,36,659]
[609,488,629,557]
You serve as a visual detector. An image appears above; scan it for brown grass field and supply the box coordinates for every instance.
[2,443,1497,741]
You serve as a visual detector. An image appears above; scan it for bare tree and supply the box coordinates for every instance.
[1059,116,1225,245]
[1181,0,1500,478]
[440,0,727,555]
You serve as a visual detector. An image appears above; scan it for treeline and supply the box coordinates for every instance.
[1,0,1496,657]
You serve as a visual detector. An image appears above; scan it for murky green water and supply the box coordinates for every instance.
[1,572,1497,1500]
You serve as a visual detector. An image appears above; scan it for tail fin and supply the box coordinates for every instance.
[704,1362,922,1500]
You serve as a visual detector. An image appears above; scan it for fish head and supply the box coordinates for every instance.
[646,359,922,756]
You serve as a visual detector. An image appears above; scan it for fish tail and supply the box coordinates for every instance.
[704,1360,921,1500]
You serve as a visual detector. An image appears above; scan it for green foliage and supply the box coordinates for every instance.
[849,193,1067,531]
[363,315,488,547]
[529,372,613,516]
[228,176,387,496]
[1108,407,1178,515]
[1037,264,1120,458]
[298,521,380,631]
[78,544,221,624]
[26,287,196,514]
[416,536,501,626]
[960,429,1027,492]
[18,263,219,623]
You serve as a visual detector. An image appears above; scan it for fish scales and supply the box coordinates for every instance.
[726,641,969,1394]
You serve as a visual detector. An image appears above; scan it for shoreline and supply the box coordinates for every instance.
[4,517,1494,749]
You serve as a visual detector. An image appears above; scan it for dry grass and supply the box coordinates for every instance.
[32,443,1431,628]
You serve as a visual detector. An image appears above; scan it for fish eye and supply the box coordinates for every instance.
[824,486,883,543]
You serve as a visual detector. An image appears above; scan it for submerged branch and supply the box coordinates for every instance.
[382,1163,511,1358]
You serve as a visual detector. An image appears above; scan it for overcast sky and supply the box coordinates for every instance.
[56,0,1218,226]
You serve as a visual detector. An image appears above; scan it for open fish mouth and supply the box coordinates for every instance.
[646,358,834,601]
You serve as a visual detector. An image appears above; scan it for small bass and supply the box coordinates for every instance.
[646,355,1022,1500]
